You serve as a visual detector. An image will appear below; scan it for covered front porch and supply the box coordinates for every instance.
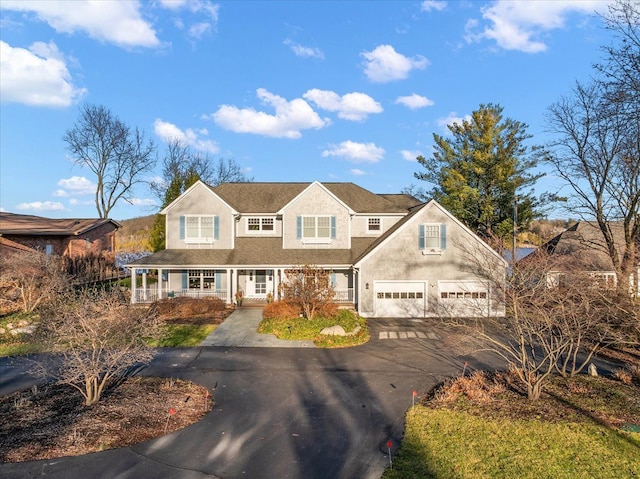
[129,266,355,305]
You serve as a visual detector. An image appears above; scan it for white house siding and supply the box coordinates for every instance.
[357,202,505,318]
[350,215,404,237]
[165,183,234,249]
[282,183,351,249]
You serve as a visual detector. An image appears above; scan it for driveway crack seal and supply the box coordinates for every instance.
[128,444,222,478]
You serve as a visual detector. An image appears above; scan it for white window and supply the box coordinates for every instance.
[303,216,331,238]
[247,217,274,232]
[188,269,215,289]
[184,216,216,242]
[419,223,446,252]
[424,224,440,248]
[368,218,381,232]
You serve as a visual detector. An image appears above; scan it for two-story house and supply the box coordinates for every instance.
[127,181,506,318]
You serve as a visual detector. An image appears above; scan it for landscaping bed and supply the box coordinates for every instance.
[259,306,370,347]
[0,377,212,463]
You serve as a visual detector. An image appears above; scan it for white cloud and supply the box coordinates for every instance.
[437,112,472,130]
[401,150,423,161]
[321,141,385,163]
[57,176,96,196]
[158,0,219,39]
[395,94,434,109]
[421,1,447,12]
[350,168,366,176]
[465,0,608,53]
[16,201,65,211]
[188,22,211,39]
[303,89,383,121]
[128,198,158,206]
[283,39,324,59]
[0,41,86,107]
[210,88,329,139]
[154,119,219,153]
[0,0,161,48]
[52,189,69,197]
[361,44,428,83]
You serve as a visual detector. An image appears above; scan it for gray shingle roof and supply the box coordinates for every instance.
[538,221,634,270]
[210,182,413,214]
[128,237,377,268]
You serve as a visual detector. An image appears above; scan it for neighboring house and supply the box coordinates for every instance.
[535,221,639,296]
[127,181,507,318]
[0,212,120,258]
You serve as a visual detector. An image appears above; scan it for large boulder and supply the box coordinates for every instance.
[320,325,346,336]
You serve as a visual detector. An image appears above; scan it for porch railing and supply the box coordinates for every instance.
[132,288,227,304]
[132,287,353,304]
[334,288,354,302]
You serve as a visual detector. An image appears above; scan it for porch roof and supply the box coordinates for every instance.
[127,237,377,269]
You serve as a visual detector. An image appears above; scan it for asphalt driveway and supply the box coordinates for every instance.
[0,316,503,479]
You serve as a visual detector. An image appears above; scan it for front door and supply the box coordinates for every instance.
[245,269,272,297]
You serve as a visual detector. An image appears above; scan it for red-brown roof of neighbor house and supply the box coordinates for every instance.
[0,236,35,252]
[0,212,120,236]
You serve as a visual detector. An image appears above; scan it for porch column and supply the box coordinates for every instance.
[157,268,163,300]
[142,271,147,301]
[226,268,232,304]
[130,268,137,304]
[277,269,283,300]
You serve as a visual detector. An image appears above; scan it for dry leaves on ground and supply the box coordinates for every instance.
[0,377,212,463]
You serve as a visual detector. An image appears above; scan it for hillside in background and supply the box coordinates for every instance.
[116,215,155,252]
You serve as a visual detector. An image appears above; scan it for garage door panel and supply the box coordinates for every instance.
[438,281,489,317]
[374,281,426,318]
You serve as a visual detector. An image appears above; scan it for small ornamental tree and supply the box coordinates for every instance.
[281,265,335,320]
[35,289,162,406]
[0,250,69,314]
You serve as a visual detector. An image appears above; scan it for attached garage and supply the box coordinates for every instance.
[438,281,490,317]
[373,281,427,318]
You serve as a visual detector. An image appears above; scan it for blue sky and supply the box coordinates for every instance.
[0,0,614,220]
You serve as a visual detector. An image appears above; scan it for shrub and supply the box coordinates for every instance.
[156,297,225,320]
[433,371,507,403]
[263,300,301,319]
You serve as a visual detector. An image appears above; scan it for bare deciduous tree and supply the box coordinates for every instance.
[281,265,335,320]
[64,104,156,218]
[35,289,162,406]
[0,250,69,314]
[546,0,639,295]
[457,243,639,400]
[148,139,252,251]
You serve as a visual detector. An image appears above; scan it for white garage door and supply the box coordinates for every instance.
[374,281,427,318]
[438,281,490,317]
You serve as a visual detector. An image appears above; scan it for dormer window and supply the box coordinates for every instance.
[247,217,274,232]
[368,218,381,232]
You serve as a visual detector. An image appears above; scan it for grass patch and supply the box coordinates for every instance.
[0,312,41,357]
[147,324,217,347]
[384,374,640,479]
[386,407,639,479]
[258,309,369,347]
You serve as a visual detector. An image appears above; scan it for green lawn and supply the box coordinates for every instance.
[0,312,41,357]
[147,324,217,347]
[385,407,639,479]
